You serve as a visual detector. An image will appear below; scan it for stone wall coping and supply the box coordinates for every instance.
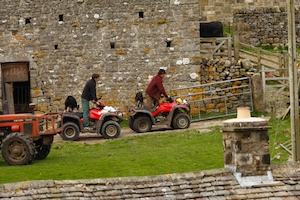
[222,117,271,131]
[223,117,267,123]
[0,168,231,191]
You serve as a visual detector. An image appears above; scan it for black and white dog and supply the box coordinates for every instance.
[135,92,144,107]
[64,96,79,112]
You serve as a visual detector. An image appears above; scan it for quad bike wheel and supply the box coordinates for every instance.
[128,116,135,131]
[34,136,53,160]
[133,116,152,133]
[60,122,80,141]
[172,113,191,129]
[35,144,51,160]
[1,132,35,165]
[101,121,121,139]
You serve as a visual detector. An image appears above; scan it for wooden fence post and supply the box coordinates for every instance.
[279,52,283,77]
[261,65,266,96]
[234,33,239,61]
[228,37,232,63]
[282,50,288,76]
[257,48,261,71]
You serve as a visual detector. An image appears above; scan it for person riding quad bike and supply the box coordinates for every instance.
[143,69,169,111]
[128,69,191,133]
[61,96,123,140]
[127,96,190,133]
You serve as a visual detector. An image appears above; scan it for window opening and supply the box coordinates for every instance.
[139,12,144,18]
[54,45,58,49]
[59,14,64,21]
[110,42,115,49]
[25,18,31,24]
[166,41,172,47]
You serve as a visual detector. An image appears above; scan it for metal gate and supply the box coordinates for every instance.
[171,77,253,122]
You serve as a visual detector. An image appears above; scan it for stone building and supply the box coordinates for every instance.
[0,0,291,114]
[0,0,200,113]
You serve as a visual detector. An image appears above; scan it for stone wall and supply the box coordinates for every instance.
[158,57,259,116]
[0,0,283,114]
[233,6,300,47]
[223,118,271,176]
[200,0,288,23]
[0,0,201,113]
[2,164,300,199]
[190,58,257,114]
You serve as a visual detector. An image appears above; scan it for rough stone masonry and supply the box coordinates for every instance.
[0,0,201,113]
[0,0,269,115]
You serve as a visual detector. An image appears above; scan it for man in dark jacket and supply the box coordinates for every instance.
[81,73,100,129]
[144,69,169,110]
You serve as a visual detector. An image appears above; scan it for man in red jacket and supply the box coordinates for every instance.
[144,69,169,110]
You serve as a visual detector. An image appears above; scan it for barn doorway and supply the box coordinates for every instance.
[1,62,31,114]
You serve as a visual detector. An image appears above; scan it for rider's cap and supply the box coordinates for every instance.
[158,69,166,75]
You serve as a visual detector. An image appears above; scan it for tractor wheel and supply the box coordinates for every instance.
[172,113,191,129]
[128,116,135,131]
[1,132,35,165]
[133,116,152,133]
[101,121,121,139]
[35,144,51,160]
[60,122,80,141]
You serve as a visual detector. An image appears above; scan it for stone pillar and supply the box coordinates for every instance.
[222,116,277,186]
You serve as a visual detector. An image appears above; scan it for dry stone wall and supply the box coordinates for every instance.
[233,6,300,47]
[200,0,288,23]
[194,58,257,114]
[199,58,256,83]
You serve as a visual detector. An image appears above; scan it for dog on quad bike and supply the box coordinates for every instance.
[135,92,144,107]
[64,96,79,112]
[128,92,191,133]
[61,96,123,141]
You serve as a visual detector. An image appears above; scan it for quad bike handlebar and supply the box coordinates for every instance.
[166,97,174,103]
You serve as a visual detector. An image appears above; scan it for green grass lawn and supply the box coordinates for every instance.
[0,117,292,184]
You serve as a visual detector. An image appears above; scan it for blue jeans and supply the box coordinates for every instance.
[81,98,90,127]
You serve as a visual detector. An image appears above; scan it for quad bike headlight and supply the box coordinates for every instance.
[176,98,183,103]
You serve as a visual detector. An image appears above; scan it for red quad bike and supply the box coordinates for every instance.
[127,96,191,133]
[61,98,123,141]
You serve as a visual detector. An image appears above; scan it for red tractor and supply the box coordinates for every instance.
[0,112,63,165]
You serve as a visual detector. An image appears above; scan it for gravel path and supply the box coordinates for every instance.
[54,119,225,144]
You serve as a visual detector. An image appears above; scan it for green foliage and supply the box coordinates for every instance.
[250,110,270,117]
[0,118,292,184]
[266,80,280,85]
[259,45,288,53]
[223,24,233,37]
[120,120,128,128]
[268,117,292,164]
